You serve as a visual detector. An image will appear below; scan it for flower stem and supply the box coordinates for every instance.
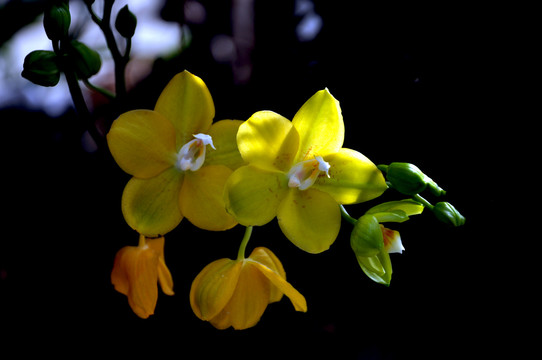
[340,205,357,225]
[412,194,434,211]
[237,226,253,261]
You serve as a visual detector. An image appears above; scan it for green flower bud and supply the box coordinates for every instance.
[43,1,71,41]
[432,202,465,227]
[115,5,137,38]
[350,214,384,257]
[21,50,61,87]
[67,40,101,79]
[379,162,446,196]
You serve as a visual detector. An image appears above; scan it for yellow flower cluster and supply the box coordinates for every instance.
[107,70,388,328]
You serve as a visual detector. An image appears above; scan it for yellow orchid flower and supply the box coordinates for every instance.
[111,235,174,319]
[107,70,244,236]
[224,89,388,253]
[190,228,307,330]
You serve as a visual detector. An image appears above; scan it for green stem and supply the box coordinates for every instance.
[86,0,128,101]
[340,205,357,225]
[83,78,116,100]
[237,226,253,261]
[412,194,434,211]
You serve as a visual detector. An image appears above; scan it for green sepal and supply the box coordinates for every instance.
[355,251,392,286]
[365,199,424,223]
[350,214,383,257]
[21,50,61,87]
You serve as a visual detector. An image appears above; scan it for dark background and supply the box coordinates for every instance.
[1,0,527,358]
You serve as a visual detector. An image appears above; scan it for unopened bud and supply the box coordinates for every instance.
[432,202,465,227]
[67,40,101,79]
[43,1,71,41]
[21,50,60,87]
[115,5,137,38]
[379,162,445,196]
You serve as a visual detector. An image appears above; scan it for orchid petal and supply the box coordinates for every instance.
[292,88,344,162]
[248,247,286,303]
[237,110,299,172]
[121,168,184,237]
[154,70,215,147]
[224,165,288,226]
[277,188,341,254]
[190,259,243,321]
[107,110,177,179]
[313,148,388,204]
[204,119,245,170]
[248,260,307,313]
[180,165,237,231]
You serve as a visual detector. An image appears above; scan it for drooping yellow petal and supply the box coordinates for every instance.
[190,258,243,321]
[237,111,299,172]
[312,148,388,204]
[107,110,177,179]
[111,243,159,319]
[248,259,307,312]
[179,165,237,231]
[277,188,341,254]
[154,70,215,147]
[224,165,288,226]
[204,119,245,170]
[292,88,344,162]
[122,168,184,237]
[210,262,270,330]
[146,236,174,295]
[248,247,286,303]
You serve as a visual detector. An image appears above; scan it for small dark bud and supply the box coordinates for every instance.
[22,50,61,87]
[115,5,137,38]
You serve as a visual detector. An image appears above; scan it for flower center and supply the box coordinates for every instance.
[287,156,330,190]
[175,133,216,172]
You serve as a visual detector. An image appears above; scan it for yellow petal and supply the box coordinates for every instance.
[248,247,286,303]
[292,89,344,162]
[237,110,299,172]
[277,188,341,254]
[313,148,388,204]
[211,262,270,330]
[248,260,307,312]
[146,237,174,295]
[224,165,288,226]
[111,243,159,319]
[190,259,242,321]
[122,168,184,237]
[107,110,177,179]
[154,70,215,148]
[204,119,245,170]
[180,165,237,231]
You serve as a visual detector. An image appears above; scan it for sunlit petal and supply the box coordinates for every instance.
[277,188,341,254]
[154,70,215,147]
[180,165,237,231]
[190,259,243,321]
[122,168,184,237]
[107,110,177,178]
[224,165,288,226]
[292,88,344,162]
[237,110,299,172]
[313,148,388,204]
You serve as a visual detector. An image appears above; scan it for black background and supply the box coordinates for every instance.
[1,0,528,358]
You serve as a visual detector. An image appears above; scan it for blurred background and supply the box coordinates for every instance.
[0,0,523,358]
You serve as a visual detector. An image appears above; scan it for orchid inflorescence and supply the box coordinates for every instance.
[22,1,465,330]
